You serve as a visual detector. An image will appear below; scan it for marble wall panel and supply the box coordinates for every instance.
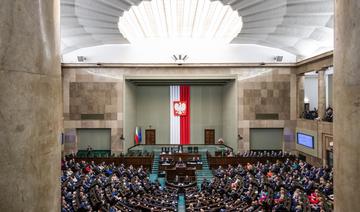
[63,69,124,155]
[62,65,330,157]
[69,82,118,120]
[238,69,291,121]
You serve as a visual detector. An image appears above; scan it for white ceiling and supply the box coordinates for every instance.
[117,0,243,43]
[61,0,334,59]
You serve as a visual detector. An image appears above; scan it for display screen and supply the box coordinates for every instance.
[297,133,314,149]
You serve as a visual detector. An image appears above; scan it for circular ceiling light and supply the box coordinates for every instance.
[118,0,243,45]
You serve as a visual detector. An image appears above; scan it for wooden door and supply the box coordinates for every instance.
[204,129,215,144]
[322,133,333,166]
[145,129,156,145]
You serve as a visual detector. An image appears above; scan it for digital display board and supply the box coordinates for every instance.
[297,133,315,149]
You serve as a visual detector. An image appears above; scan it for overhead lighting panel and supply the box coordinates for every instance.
[118,0,243,44]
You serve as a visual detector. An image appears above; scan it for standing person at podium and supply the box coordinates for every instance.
[176,157,186,168]
[184,175,190,184]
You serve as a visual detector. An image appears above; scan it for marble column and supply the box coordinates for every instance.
[0,1,61,211]
[290,72,298,120]
[317,69,326,120]
[297,75,305,118]
[334,0,360,211]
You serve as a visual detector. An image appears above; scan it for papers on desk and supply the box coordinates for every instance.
[187,161,203,165]
[162,163,171,165]
[176,164,186,168]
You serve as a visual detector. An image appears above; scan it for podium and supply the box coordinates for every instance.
[164,166,196,182]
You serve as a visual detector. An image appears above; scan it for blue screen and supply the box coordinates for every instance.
[297,133,314,149]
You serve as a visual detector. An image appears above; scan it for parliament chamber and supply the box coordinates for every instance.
[2,0,360,211]
[61,145,334,211]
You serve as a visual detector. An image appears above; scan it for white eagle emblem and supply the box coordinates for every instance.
[174,101,187,116]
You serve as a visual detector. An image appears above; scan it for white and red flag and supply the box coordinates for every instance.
[170,85,190,145]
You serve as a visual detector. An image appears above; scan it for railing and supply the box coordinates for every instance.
[75,150,111,158]
[127,144,233,155]
[72,156,154,169]
[207,154,296,169]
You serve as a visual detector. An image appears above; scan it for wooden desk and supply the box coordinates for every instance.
[159,163,202,171]
[73,156,154,170]
[159,153,200,161]
[208,155,296,169]
[164,167,196,182]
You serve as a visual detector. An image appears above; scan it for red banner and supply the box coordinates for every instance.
[180,86,190,145]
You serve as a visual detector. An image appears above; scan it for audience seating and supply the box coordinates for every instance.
[61,153,333,212]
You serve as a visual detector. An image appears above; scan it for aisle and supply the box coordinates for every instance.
[177,194,186,212]
[150,151,160,183]
[196,150,213,190]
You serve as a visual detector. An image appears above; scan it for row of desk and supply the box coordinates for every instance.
[208,155,296,169]
[160,152,200,160]
[71,154,295,182]
[73,156,154,170]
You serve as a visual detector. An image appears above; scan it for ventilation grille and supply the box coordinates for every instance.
[255,113,279,120]
[81,114,105,120]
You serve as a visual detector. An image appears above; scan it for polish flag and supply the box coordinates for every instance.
[170,86,190,145]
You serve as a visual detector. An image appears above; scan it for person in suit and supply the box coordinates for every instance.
[176,157,186,168]
[86,145,93,157]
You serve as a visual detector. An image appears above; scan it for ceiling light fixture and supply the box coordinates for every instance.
[118,0,243,45]
[172,54,188,65]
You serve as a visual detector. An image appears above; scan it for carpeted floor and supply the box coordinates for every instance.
[178,194,186,212]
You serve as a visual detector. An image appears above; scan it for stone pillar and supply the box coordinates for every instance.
[290,71,297,120]
[334,0,360,211]
[297,75,305,118]
[0,1,61,211]
[317,69,326,120]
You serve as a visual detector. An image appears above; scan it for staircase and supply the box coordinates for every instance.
[196,151,213,190]
[177,194,186,212]
[149,151,160,183]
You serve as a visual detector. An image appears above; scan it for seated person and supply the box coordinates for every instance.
[308,189,321,205]
[196,157,202,164]
[165,157,173,164]
[187,203,195,211]
[161,157,172,165]
[215,166,225,177]
[322,182,333,196]
[223,147,234,157]
[187,157,198,165]
[323,107,333,122]
[184,175,191,184]
[274,187,287,204]
[159,156,165,164]
[161,147,172,154]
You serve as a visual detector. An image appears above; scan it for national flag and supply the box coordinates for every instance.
[170,85,190,145]
[135,126,142,144]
